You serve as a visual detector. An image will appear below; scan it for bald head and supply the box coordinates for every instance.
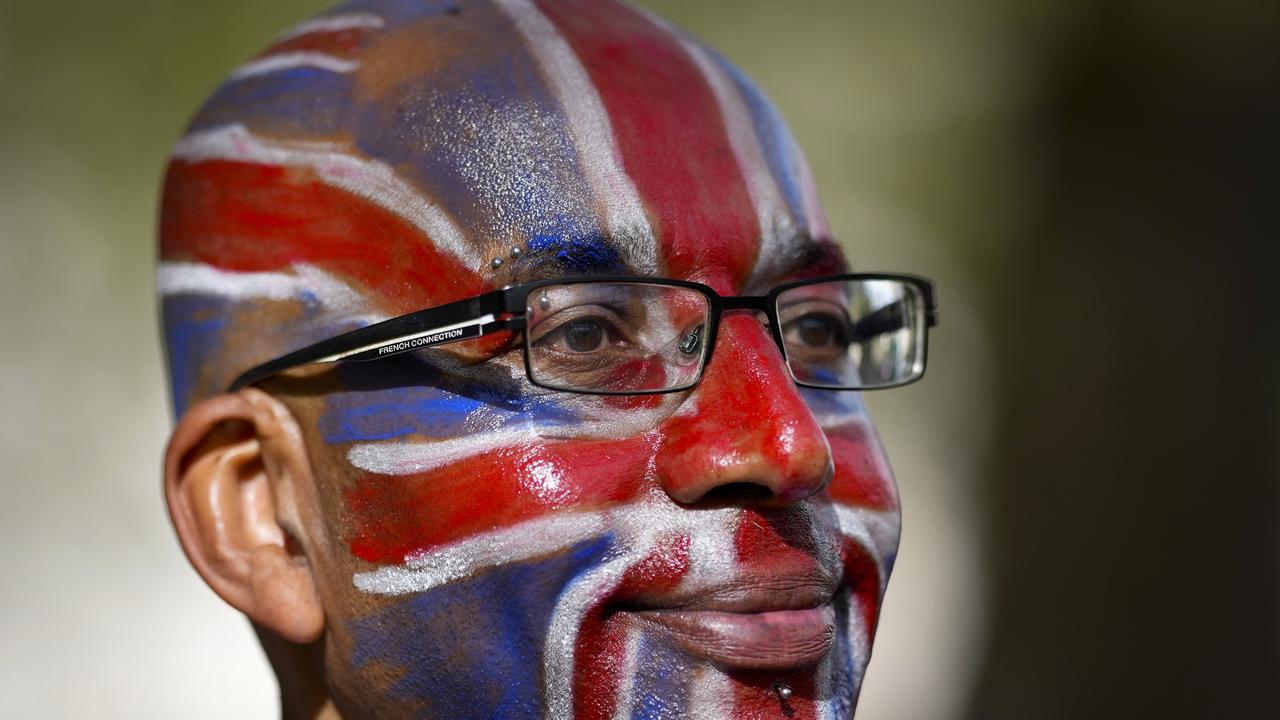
[159,0,833,414]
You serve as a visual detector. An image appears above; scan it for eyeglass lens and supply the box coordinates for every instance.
[525,282,712,393]
[776,279,926,389]
[523,279,926,393]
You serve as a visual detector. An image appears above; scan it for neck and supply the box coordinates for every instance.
[254,624,342,720]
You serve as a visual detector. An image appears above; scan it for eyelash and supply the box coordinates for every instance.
[528,305,637,348]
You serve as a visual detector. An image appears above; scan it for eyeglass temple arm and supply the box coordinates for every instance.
[848,296,940,342]
[227,289,522,391]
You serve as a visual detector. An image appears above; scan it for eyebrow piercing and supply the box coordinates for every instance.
[491,257,504,269]
[510,246,522,258]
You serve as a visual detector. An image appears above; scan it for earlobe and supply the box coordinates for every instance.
[164,391,325,644]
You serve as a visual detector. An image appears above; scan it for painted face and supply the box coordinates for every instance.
[160,1,900,717]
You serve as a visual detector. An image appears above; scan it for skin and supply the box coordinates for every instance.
[160,1,901,718]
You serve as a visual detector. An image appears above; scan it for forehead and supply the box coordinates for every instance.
[168,0,833,289]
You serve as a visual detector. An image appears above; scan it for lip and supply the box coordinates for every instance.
[616,576,839,669]
[626,603,836,669]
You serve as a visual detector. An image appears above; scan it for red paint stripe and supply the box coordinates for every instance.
[842,536,884,656]
[160,159,484,313]
[825,423,899,512]
[728,668,822,719]
[732,507,832,577]
[345,436,652,564]
[571,609,631,720]
[535,0,761,287]
[256,28,371,60]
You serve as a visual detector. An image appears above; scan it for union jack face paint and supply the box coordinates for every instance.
[160,1,900,718]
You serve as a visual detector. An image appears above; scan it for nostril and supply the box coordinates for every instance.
[694,481,775,508]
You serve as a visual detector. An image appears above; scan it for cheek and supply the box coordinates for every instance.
[317,376,676,565]
[344,437,653,564]
[803,390,899,512]
[827,424,898,511]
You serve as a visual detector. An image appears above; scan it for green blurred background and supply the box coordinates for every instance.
[1,0,1276,717]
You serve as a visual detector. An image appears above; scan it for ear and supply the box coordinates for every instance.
[164,388,325,644]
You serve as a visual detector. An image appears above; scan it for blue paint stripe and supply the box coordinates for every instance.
[320,384,578,444]
[163,296,230,417]
[348,0,606,248]
[189,68,354,137]
[526,233,627,274]
[349,534,616,719]
[800,385,868,419]
[628,633,691,720]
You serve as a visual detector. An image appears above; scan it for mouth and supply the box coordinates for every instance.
[615,577,840,670]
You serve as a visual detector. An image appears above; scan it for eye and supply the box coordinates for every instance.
[533,312,628,355]
[786,312,848,349]
[562,317,606,352]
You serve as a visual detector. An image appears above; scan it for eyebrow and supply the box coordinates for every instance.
[506,233,633,282]
[793,237,851,277]
[746,233,851,289]
[503,230,849,286]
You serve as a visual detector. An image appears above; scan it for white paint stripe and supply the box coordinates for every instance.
[846,590,872,699]
[677,36,798,286]
[816,649,838,720]
[493,0,656,272]
[794,137,832,240]
[676,510,740,595]
[353,497,744,594]
[673,395,700,418]
[686,664,733,720]
[172,124,478,271]
[815,410,876,436]
[610,628,642,720]
[544,551,639,720]
[157,261,376,321]
[159,262,321,302]
[228,52,358,81]
[346,393,692,477]
[354,511,608,595]
[347,426,540,477]
[834,504,901,592]
[273,12,384,42]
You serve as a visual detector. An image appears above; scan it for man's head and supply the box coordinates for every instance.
[160,1,903,717]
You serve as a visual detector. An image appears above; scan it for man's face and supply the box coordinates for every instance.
[161,1,900,717]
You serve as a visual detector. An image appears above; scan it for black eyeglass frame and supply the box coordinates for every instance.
[228,272,939,395]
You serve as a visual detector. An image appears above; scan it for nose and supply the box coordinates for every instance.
[654,313,834,508]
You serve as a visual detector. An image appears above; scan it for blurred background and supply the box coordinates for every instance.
[1,0,1276,717]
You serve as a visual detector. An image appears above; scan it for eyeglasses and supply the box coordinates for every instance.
[229,273,939,395]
